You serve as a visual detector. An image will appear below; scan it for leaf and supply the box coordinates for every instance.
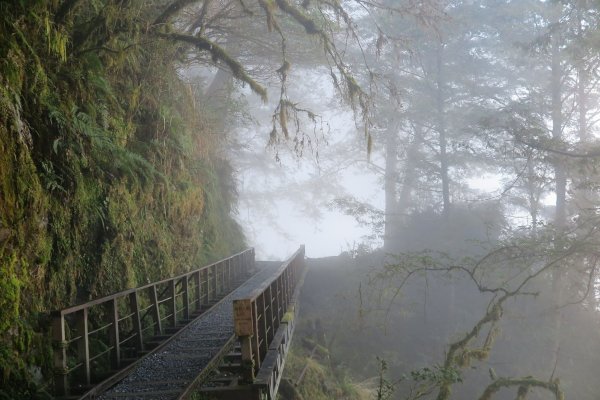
[52,138,61,154]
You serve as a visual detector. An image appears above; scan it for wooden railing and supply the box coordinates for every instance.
[232,245,305,383]
[52,248,255,396]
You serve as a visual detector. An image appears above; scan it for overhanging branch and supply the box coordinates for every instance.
[159,32,268,101]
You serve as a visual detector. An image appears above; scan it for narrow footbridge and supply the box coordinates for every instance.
[52,246,306,400]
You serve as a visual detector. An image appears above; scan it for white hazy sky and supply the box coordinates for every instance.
[228,71,531,261]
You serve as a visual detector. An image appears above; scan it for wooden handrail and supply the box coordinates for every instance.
[233,245,305,383]
[52,247,255,396]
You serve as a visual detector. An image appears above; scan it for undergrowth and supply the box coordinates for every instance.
[0,2,244,397]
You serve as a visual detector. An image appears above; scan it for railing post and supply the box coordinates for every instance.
[182,276,190,320]
[234,299,256,383]
[211,265,217,299]
[150,285,162,335]
[194,271,201,312]
[129,292,144,353]
[52,312,68,396]
[169,279,177,327]
[227,259,232,291]
[251,300,261,371]
[202,268,209,306]
[281,271,288,309]
[109,298,121,369]
[267,285,274,343]
[218,262,224,294]
[258,293,267,359]
[275,277,282,325]
[76,308,91,385]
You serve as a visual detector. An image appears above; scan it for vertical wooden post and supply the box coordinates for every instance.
[205,267,211,301]
[275,277,282,325]
[203,269,209,305]
[194,271,201,312]
[251,301,261,370]
[267,285,274,343]
[281,271,288,308]
[150,285,162,335]
[169,279,177,327]
[182,276,190,320]
[219,262,224,294]
[109,299,120,369]
[129,292,144,352]
[52,312,68,396]
[227,259,232,290]
[76,308,91,385]
[258,293,267,358]
[234,299,255,383]
[211,265,217,298]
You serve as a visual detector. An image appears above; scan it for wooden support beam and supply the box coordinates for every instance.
[234,299,255,383]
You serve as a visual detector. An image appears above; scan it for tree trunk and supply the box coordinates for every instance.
[551,37,566,228]
[384,120,399,252]
[436,42,450,217]
[397,123,425,216]
[550,24,565,378]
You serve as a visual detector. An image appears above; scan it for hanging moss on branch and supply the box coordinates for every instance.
[478,377,564,400]
[160,32,268,101]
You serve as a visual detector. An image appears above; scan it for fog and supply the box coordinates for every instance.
[200,0,600,399]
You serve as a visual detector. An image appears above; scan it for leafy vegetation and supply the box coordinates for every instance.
[0,2,245,397]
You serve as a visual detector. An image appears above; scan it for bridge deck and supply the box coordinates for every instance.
[96,262,282,400]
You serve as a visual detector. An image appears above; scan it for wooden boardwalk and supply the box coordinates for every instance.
[52,247,305,400]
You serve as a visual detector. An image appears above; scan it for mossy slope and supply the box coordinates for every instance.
[0,2,244,397]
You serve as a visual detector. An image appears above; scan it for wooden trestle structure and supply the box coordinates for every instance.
[50,246,306,400]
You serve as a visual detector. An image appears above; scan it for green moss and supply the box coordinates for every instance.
[279,342,371,400]
[0,2,246,397]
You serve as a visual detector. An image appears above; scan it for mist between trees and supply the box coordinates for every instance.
[221,0,600,399]
[2,0,600,399]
